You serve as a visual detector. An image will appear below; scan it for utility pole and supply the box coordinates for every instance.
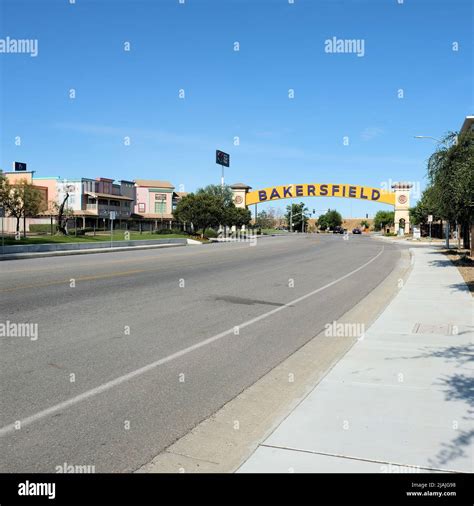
[290,208,307,233]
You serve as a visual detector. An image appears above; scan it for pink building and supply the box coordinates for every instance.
[134,180,175,226]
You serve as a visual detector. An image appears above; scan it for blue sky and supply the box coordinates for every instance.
[1,0,472,217]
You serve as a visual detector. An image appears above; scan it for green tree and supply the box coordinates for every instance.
[196,184,234,207]
[195,184,249,228]
[317,213,329,231]
[0,177,45,237]
[360,219,370,230]
[426,131,474,251]
[229,207,252,228]
[409,186,439,226]
[325,209,342,230]
[255,210,274,229]
[317,209,342,231]
[285,202,309,231]
[173,192,224,238]
[373,210,395,231]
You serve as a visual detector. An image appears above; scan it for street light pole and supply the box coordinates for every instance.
[290,202,293,232]
[291,209,307,233]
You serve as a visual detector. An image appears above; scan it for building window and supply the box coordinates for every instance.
[138,203,145,213]
[154,201,166,214]
[154,193,166,214]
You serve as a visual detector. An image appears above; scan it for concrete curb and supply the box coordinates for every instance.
[372,235,446,247]
[0,242,188,261]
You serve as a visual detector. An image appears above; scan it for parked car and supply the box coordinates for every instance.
[333,226,345,234]
[352,228,362,234]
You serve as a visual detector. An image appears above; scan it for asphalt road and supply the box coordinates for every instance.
[0,234,401,472]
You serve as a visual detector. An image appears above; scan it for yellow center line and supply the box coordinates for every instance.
[1,241,253,274]
[0,241,302,293]
[1,248,201,274]
[1,241,294,275]
[0,269,150,293]
[1,251,266,293]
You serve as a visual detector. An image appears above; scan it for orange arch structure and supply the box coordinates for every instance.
[245,183,396,207]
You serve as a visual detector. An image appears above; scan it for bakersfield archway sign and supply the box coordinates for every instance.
[230,182,413,234]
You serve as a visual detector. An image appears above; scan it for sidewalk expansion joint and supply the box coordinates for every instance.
[259,444,461,473]
[323,379,432,390]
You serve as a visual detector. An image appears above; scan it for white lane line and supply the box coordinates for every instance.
[0,246,384,438]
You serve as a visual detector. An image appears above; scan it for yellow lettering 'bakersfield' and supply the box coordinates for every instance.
[245,183,395,206]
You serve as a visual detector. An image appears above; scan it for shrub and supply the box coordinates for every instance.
[30,224,52,234]
[203,228,217,238]
[193,228,218,238]
[154,228,185,235]
[68,227,95,236]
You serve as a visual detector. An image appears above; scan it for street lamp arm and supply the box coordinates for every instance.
[414,135,458,146]
[414,135,442,143]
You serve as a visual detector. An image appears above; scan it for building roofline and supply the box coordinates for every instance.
[230,182,252,190]
[2,171,35,175]
[460,115,474,134]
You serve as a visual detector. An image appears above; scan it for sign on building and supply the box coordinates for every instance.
[13,162,27,171]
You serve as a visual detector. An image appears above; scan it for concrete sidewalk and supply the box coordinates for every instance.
[238,248,474,473]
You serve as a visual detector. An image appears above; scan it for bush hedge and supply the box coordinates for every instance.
[29,224,53,234]
[154,228,185,235]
